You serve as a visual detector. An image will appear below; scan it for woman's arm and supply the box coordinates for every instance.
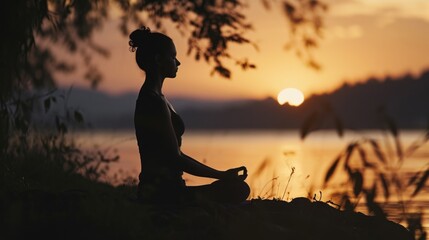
[180,152,247,180]
[137,93,247,180]
[180,152,222,179]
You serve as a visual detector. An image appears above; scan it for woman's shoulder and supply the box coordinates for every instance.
[136,89,167,111]
[138,88,163,102]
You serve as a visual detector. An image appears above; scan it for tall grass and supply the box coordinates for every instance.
[300,104,429,240]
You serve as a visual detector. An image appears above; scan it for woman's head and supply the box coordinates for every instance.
[129,27,180,78]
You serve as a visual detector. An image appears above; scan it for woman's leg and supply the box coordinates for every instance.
[138,181,183,205]
[184,179,250,204]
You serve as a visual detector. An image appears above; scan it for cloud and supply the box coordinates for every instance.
[328,0,429,22]
[325,0,359,5]
[325,25,363,40]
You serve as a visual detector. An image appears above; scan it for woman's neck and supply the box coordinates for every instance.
[143,72,165,96]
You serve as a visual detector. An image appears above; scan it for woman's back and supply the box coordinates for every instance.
[134,88,185,202]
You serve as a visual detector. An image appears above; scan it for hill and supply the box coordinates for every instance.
[64,69,429,130]
[182,70,429,130]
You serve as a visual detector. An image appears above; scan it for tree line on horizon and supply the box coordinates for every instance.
[53,68,429,130]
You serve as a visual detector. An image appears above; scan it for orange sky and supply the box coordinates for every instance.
[56,0,429,101]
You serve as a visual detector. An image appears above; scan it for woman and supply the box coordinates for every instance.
[129,27,250,205]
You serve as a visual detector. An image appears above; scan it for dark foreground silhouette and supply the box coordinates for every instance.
[4,187,413,240]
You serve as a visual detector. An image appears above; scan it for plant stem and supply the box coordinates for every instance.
[282,167,295,200]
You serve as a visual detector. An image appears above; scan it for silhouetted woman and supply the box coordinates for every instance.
[129,27,250,205]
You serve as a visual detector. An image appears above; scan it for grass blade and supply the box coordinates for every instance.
[412,168,429,197]
[300,111,320,140]
[352,171,363,197]
[333,113,343,138]
[368,139,386,164]
[44,97,51,113]
[379,173,390,201]
[343,143,356,173]
[253,157,270,178]
[394,137,403,163]
[357,145,375,168]
[324,154,342,186]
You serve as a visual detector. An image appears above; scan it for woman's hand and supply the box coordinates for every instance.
[219,166,248,181]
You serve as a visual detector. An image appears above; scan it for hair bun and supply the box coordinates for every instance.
[129,26,151,52]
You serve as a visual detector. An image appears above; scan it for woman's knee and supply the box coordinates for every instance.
[212,179,250,203]
[236,180,250,200]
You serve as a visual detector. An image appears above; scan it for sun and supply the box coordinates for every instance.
[277,88,305,106]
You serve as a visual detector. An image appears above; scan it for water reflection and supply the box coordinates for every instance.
[73,130,428,231]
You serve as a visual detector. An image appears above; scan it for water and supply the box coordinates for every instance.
[73,129,429,232]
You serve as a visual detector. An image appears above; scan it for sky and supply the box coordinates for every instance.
[56,0,429,101]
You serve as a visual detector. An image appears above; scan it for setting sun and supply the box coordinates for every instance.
[277,88,305,106]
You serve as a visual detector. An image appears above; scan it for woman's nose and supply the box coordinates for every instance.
[176,58,181,66]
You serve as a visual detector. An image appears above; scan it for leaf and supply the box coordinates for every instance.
[324,154,342,185]
[379,108,398,137]
[55,116,61,131]
[211,65,231,79]
[60,123,68,134]
[357,145,376,168]
[55,116,67,134]
[394,137,403,162]
[379,173,390,201]
[408,172,421,186]
[253,158,270,178]
[343,143,356,171]
[342,195,354,211]
[352,171,363,197]
[333,113,344,138]
[369,139,386,164]
[307,59,321,71]
[261,0,271,10]
[345,165,353,177]
[366,184,377,202]
[44,97,51,113]
[304,37,317,48]
[364,184,385,217]
[405,140,423,157]
[74,110,84,123]
[405,130,429,156]
[283,2,295,16]
[387,118,398,137]
[392,174,403,190]
[412,168,429,197]
[300,111,320,139]
[366,200,386,218]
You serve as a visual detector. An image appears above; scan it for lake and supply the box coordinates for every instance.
[72,129,429,232]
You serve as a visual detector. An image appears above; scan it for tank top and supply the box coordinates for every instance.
[134,88,185,189]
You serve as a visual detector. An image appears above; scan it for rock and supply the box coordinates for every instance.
[244,199,414,240]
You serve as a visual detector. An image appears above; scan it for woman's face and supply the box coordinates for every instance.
[157,40,181,78]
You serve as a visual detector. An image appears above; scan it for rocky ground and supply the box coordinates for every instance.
[4,188,413,240]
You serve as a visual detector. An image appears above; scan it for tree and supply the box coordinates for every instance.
[2,0,327,93]
[0,0,327,155]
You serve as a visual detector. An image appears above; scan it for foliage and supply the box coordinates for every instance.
[1,0,327,161]
[1,0,327,98]
[266,0,327,70]
[2,90,119,194]
[300,102,343,139]
[301,104,429,240]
